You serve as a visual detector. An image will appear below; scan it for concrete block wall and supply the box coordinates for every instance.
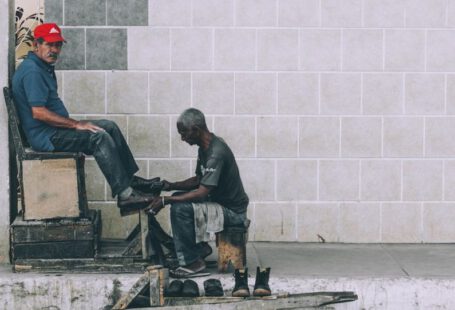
[45,0,455,243]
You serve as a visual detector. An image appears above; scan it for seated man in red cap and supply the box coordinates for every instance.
[12,23,156,208]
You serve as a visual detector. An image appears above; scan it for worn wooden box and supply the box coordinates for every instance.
[22,158,87,220]
[10,210,101,260]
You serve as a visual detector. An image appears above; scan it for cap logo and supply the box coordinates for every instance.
[49,27,59,34]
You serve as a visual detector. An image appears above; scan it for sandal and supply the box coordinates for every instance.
[170,266,211,278]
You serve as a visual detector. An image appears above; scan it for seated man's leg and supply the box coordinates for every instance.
[51,128,131,197]
[170,201,201,267]
[222,207,247,227]
[89,119,139,178]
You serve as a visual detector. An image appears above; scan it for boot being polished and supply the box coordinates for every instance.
[253,267,272,297]
[232,268,250,297]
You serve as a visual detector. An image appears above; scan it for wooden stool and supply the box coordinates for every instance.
[216,220,250,273]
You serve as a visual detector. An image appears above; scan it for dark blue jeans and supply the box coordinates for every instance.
[170,198,247,266]
[50,119,139,197]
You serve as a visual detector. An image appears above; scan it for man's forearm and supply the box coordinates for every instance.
[164,184,210,204]
[32,106,78,128]
[168,176,200,191]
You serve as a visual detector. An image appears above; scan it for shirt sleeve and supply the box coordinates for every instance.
[200,156,224,187]
[23,71,49,106]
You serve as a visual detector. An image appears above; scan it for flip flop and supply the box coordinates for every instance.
[169,266,211,279]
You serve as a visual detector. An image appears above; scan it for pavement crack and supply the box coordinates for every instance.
[381,244,410,277]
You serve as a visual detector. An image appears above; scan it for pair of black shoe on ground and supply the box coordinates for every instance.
[165,278,224,297]
[232,267,272,297]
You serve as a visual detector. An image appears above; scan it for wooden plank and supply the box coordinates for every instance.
[147,266,168,307]
[22,159,80,220]
[112,271,153,310]
[122,233,142,256]
[12,241,94,260]
[140,210,151,260]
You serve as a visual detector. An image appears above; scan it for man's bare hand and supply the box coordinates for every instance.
[146,197,164,215]
[75,121,105,133]
[161,180,172,191]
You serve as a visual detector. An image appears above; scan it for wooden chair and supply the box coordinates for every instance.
[3,87,88,220]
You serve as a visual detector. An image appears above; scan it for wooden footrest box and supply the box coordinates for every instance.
[10,210,101,260]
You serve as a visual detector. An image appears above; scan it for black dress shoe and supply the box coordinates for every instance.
[165,280,183,297]
[182,279,200,297]
[130,175,160,192]
[117,189,154,209]
[204,279,224,297]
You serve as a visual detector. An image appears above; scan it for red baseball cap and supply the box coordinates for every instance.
[33,23,65,43]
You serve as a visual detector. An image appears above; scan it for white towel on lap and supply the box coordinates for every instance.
[192,202,224,243]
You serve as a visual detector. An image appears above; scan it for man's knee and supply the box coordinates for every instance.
[170,202,193,219]
[94,119,120,133]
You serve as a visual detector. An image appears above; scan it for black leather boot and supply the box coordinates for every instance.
[232,268,250,297]
[253,267,271,297]
[130,175,161,193]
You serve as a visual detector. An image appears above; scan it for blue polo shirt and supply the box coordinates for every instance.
[12,52,69,151]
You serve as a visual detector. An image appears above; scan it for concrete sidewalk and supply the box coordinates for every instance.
[1,243,455,309]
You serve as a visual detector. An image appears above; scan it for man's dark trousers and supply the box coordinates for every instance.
[50,119,138,197]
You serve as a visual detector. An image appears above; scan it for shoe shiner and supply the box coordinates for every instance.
[146,108,249,278]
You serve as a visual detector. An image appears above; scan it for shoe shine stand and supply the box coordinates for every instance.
[5,87,168,273]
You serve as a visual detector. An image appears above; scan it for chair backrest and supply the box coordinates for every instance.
[3,87,27,160]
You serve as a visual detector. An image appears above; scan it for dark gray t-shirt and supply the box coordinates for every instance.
[196,134,249,214]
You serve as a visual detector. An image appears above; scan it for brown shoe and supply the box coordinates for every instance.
[117,189,154,209]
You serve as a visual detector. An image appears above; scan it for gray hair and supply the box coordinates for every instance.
[177,108,207,130]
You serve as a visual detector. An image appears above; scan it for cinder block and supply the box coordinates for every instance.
[321,0,362,27]
[426,118,455,157]
[257,29,299,70]
[448,0,455,27]
[341,117,382,157]
[193,73,234,114]
[89,202,138,239]
[213,116,255,158]
[171,29,212,70]
[297,203,338,242]
[361,160,401,201]
[254,203,296,241]
[55,71,63,98]
[23,159,80,220]
[44,0,63,25]
[339,203,380,243]
[237,160,275,201]
[128,28,170,70]
[385,30,425,72]
[235,73,276,114]
[320,73,361,115]
[64,72,105,114]
[405,74,445,115]
[405,0,446,27]
[363,73,403,115]
[446,75,455,114]
[423,203,455,242]
[381,203,421,243]
[299,117,340,157]
[363,0,405,27]
[235,0,276,27]
[193,0,234,26]
[149,0,191,26]
[278,0,319,27]
[55,28,85,70]
[300,29,341,71]
[149,160,191,184]
[149,73,191,114]
[257,117,298,157]
[276,160,317,201]
[383,117,424,157]
[278,73,318,115]
[107,0,148,26]
[427,30,455,72]
[107,72,148,114]
[128,116,170,157]
[319,160,360,201]
[84,159,105,201]
[64,0,105,25]
[403,161,443,201]
[443,161,455,200]
[342,29,383,71]
[86,29,127,70]
[214,29,256,70]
